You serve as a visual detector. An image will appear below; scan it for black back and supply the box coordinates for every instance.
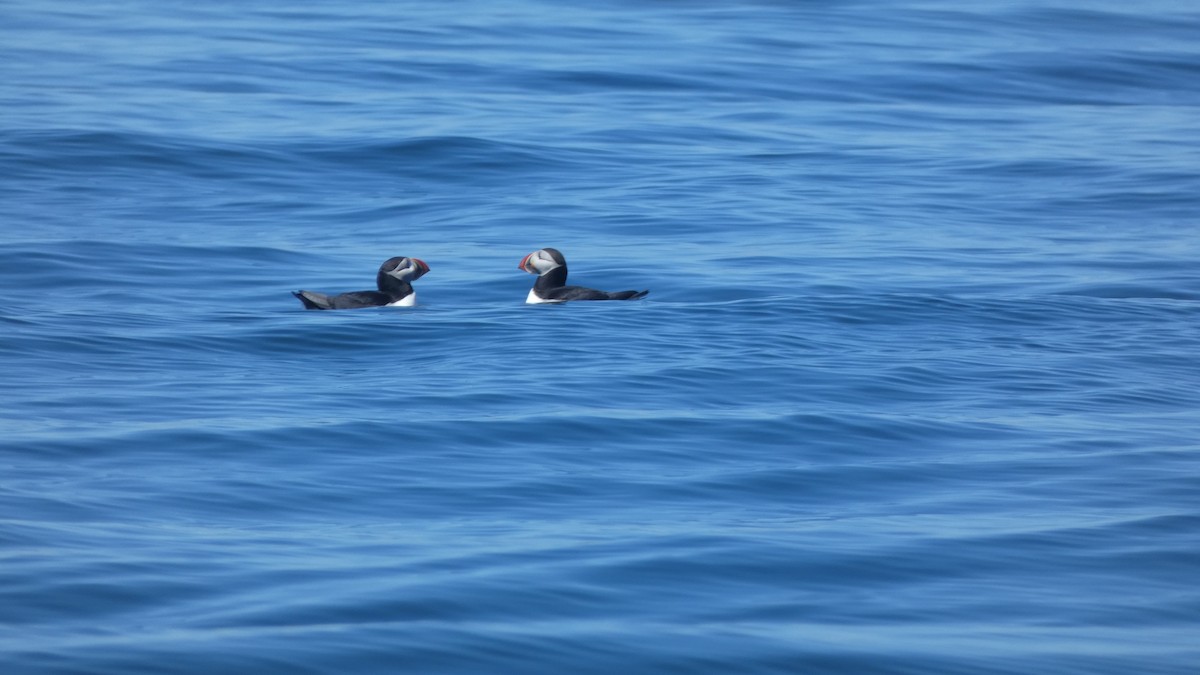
[531,253,647,302]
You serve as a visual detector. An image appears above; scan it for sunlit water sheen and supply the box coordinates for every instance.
[2,1,1199,673]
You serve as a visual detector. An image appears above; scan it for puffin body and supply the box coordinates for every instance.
[518,248,648,304]
[293,257,429,310]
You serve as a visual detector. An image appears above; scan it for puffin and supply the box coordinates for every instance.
[293,256,430,309]
[518,247,648,304]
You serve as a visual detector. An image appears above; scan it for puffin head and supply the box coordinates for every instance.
[518,248,565,276]
[381,256,430,282]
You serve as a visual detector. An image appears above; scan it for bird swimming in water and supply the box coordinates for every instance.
[293,256,430,309]
[518,247,648,303]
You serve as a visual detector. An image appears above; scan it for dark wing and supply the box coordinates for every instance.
[293,290,334,310]
[326,290,393,309]
[545,286,648,301]
[294,289,391,310]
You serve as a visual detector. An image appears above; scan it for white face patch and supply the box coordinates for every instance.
[386,260,416,281]
[530,250,562,275]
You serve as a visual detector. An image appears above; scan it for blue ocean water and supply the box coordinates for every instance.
[3,0,1200,672]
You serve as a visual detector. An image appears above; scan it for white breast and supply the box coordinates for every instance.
[387,292,417,307]
[526,289,564,304]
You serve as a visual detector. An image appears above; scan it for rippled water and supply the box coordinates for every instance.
[3,1,1199,673]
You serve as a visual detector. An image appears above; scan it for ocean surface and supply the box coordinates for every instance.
[2,1,1199,673]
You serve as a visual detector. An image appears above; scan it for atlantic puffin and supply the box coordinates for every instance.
[518,247,648,304]
[293,256,430,309]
